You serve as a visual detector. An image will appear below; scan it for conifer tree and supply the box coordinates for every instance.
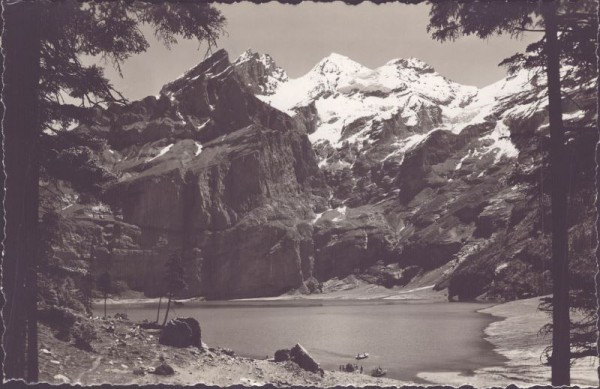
[162,251,188,327]
[2,0,225,380]
[97,272,112,319]
[428,1,596,384]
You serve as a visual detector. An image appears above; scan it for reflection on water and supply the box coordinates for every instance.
[95,300,505,383]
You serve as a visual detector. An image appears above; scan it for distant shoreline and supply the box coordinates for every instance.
[93,281,451,308]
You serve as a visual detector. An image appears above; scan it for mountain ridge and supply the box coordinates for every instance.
[41,48,596,302]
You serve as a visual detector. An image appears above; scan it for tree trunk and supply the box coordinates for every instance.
[542,2,571,386]
[2,0,43,381]
[156,296,163,323]
[596,3,600,386]
[162,294,173,327]
[104,293,107,319]
[26,266,39,382]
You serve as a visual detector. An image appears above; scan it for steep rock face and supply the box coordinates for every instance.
[199,217,315,298]
[53,50,328,299]
[312,205,398,280]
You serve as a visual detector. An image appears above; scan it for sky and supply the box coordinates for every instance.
[100,2,539,101]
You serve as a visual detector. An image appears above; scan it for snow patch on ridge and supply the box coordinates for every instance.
[196,118,210,130]
[146,144,173,162]
[194,142,203,156]
[482,120,520,163]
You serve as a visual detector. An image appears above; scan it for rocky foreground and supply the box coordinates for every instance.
[37,296,598,387]
[37,315,409,386]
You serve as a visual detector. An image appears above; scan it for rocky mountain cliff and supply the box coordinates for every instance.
[41,49,597,301]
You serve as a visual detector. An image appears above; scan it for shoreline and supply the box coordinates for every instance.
[89,292,600,386]
[94,293,506,385]
[84,295,594,386]
[417,296,598,386]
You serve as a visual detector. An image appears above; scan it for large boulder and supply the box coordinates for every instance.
[289,343,323,375]
[159,317,202,348]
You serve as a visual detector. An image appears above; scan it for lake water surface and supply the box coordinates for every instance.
[96,299,505,383]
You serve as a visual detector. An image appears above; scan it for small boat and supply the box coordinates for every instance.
[371,367,387,377]
[355,352,369,360]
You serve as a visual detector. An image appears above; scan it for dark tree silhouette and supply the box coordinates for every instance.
[162,251,188,327]
[2,1,43,382]
[97,272,112,319]
[428,1,596,385]
[2,0,225,381]
[80,272,94,315]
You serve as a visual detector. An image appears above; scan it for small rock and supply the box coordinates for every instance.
[121,364,129,369]
[153,363,175,376]
[53,374,70,383]
[222,348,235,356]
[50,360,61,365]
[274,349,290,362]
[115,313,128,320]
[41,348,52,355]
[133,367,145,376]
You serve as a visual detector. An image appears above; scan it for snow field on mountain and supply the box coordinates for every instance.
[252,50,529,166]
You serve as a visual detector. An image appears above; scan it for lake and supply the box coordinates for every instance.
[95,299,505,383]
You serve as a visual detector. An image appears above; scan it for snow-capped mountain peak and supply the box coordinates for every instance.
[234,48,261,64]
[232,50,584,177]
[233,49,288,95]
[244,51,480,150]
[235,49,285,77]
[384,57,433,72]
[310,52,370,76]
